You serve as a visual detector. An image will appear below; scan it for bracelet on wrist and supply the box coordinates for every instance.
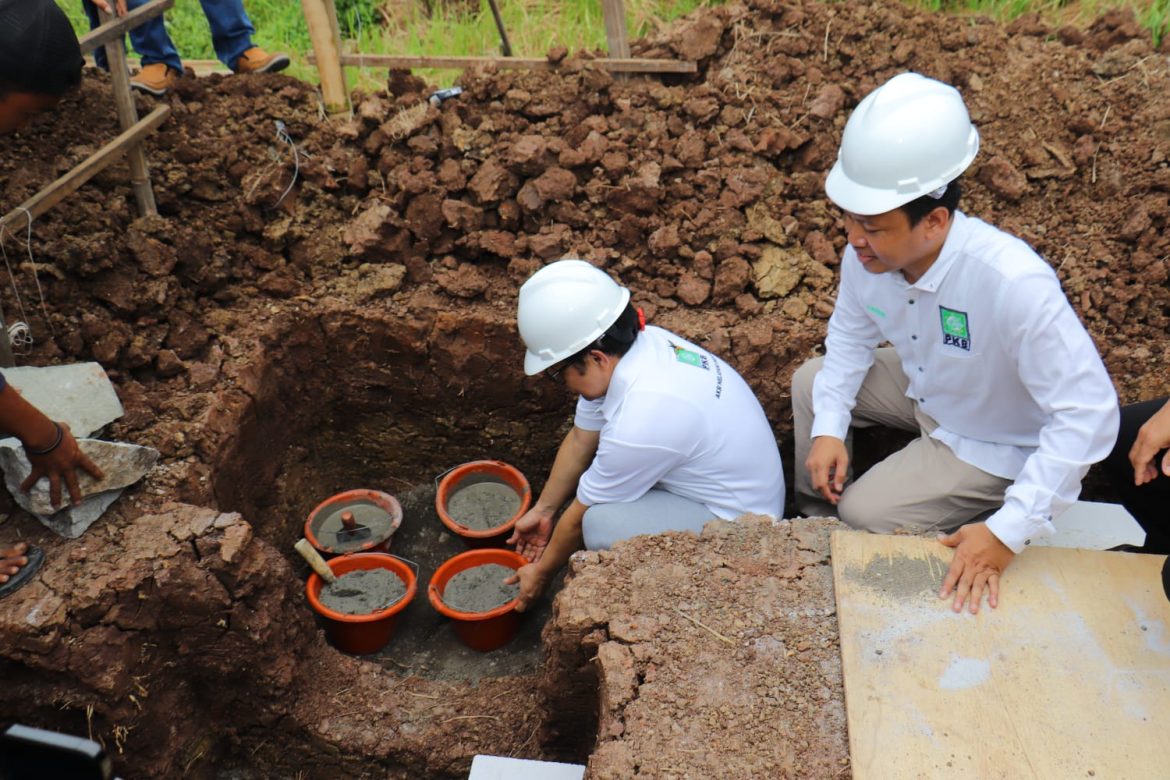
[24,422,63,456]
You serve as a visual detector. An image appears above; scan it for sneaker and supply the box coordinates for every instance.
[130,63,180,96]
[233,47,290,75]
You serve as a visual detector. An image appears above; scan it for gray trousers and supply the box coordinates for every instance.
[582,489,717,550]
[791,348,1012,534]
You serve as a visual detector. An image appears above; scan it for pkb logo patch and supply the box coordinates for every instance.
[670,342,710,370]
[939,306,971,351]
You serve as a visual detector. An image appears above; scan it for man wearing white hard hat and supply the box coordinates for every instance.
[791,72,1118,613]
[507,259,784,610]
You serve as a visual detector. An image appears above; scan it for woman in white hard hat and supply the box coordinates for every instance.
[791,72,1118,615]
[507,259,784,611]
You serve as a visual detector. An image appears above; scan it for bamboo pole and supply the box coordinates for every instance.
[310,53,696,74]
[300,0,350,115]
[77,0,173,56]
[97,7,158,217]
[485,0,513,57]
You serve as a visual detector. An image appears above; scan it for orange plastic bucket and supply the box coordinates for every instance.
[435,461,531,548]
[428,549,526,652]
[306,553,416,655]
[304,489,403,557]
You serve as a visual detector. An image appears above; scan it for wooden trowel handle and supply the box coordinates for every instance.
[294,538,337,584]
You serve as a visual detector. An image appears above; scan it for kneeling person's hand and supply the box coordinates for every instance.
[938,523,1015,614]
[508,506,554,562]
[505,563,551,612]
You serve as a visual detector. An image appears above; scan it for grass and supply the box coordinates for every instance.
[59,0,1167,91]
[916,0,1169,45]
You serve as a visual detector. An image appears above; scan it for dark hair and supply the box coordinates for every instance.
[565,303,641,367]
[0,0,84,98]
[899,177,962,227]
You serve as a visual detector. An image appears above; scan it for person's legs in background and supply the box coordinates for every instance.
[1103,397,1170,554]
[82,0,182,94]
[198,0,287,74]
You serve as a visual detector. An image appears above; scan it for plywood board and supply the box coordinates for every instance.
[831,530,1170,779]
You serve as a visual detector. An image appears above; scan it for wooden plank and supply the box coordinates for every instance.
[301,0,350,115]
[316,53,696,74]
[77,0,174,56]
[96,7,157,217]
[831,530,1170,779]
[600,0,630,59]
[0,105,170,235]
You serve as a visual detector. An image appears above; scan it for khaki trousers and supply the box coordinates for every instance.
[791,348,1012,534]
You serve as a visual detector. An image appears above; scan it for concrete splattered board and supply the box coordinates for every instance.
[831,530,1170,779]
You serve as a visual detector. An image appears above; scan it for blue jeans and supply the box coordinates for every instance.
[84,0,256,72]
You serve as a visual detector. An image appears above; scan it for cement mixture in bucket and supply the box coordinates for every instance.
[442,563,519,612]
[319,569,407,615]
[446,481,521,530]
[315,499,398,548]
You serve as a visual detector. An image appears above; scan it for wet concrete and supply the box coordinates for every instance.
[445,480,521,531]
[312,498,399,552]
[441,563,520,612]
[319,568,408,615]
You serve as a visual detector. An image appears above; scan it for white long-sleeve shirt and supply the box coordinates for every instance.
[574,325,784,519]
[812,211,1119,552]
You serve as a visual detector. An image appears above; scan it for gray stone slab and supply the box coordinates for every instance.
[0,439,159,538]
[0,363,122,441]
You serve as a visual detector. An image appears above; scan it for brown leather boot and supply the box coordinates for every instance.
[232,47,290,75]
[130,63,179,96]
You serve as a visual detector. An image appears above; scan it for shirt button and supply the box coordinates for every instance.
[1024,539,1031,546]
[918,367,924,372]
[908,299,916,305]
[918,397,925,403]
[911,335,918,340]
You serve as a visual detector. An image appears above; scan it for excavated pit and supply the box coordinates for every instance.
[207,304,570,681]
[1,0,1169,775]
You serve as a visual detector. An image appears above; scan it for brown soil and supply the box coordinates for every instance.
[0,0,1167,776]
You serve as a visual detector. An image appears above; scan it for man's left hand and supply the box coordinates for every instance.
[938,523,1014,614]
[504,563,551,613]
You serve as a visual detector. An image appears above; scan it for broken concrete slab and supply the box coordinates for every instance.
[0,439,159,538]
[0,363,122,442]
[1034,500,1146,550]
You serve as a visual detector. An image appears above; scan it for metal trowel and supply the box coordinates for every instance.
[334,510,372,544]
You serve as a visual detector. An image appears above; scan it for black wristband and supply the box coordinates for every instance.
[24,422,63,456]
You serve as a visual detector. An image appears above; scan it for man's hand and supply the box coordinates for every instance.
[1129,399,1170,486]
[938,523,1015,614]
[507,506,554,562]
[806,436,849,505]
[20,424,104,508]
[504,562,551,612]
[90,0,129,16]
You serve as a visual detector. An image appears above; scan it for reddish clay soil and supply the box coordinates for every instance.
[0,0,1167,776]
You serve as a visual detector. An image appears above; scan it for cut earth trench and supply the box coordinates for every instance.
[0,0,1168,775]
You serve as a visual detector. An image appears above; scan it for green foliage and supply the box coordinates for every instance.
[58,0,1166,88]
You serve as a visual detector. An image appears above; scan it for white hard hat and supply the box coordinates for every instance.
[517,258,631,376]
[825,72,980,216]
